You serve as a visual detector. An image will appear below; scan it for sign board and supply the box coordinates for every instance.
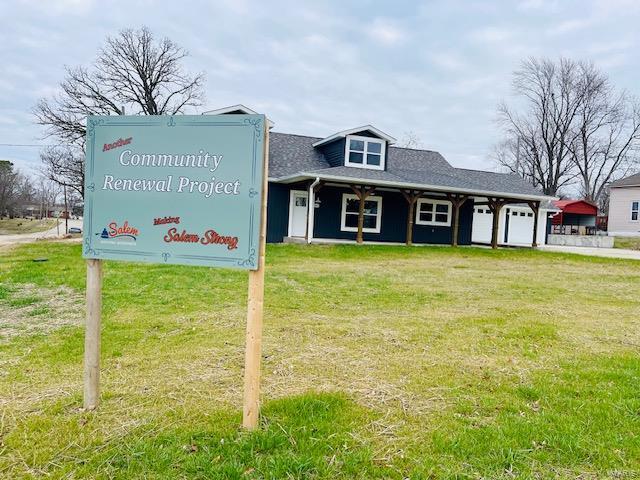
[82,114,266,269]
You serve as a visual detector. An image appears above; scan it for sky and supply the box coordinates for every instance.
[1,0,639,176]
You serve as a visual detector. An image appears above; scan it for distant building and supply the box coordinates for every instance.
[551,200,598,236]
[608,173,640,237]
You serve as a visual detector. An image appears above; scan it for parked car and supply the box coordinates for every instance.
[68,227,82,234]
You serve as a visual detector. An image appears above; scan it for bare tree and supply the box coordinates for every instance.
[497,57,640,203]
[34,26,205,197]
[567,63,640,206]
[0,161,19,216]
[39,147,85,198]
[497,57,587,196]
[398,131,424,149]
[36,178,61,219]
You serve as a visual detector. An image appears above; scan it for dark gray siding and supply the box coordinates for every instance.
[318,139,346,167]
[312,185,473,244]
[266,182,290,243]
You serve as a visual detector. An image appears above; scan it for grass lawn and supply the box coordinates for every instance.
[614,236,640,251]
[0,218,57,235]
[1,242,639,479]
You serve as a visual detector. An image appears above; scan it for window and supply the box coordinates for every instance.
[632,201,639,221]
[340,194,382,233]
[416,199,451,226]
[345,135,386,170]
[295,197,307,207]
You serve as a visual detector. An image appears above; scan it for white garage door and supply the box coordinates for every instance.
[506,208,534,245]
[472,207,494,244]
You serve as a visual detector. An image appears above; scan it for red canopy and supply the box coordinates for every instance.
[552,200,598,216]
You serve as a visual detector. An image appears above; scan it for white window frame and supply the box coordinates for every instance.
[415,198,452,226]
[631,201,639,222]
[344,135,386,171]
[340,193,382,233]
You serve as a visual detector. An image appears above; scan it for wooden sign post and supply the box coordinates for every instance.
[83,258,102,409]
[242,125,269,429]
[81,114,269,427]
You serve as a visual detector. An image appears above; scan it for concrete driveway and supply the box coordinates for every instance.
[539,244,640,261]
[0,219,83,247]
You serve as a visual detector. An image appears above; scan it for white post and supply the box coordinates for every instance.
[307,177,319,244]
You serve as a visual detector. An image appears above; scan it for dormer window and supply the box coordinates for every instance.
[345,135,386,170]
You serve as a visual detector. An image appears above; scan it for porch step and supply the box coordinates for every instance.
[283,236,307,244]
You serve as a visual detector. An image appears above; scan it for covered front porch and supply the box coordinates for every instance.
[280,179,546,249]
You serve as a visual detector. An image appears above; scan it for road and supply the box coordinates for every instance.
[539,244,640,261]
[0,219,84,247]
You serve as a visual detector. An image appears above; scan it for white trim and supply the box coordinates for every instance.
[273,173,556,202]
[201,104,275,128]
[344,135,386,171]
[287,190,308,237]
[312,125,396,147]
[415,198,452,226]
[631,200,640,222]
[202,104,258,115]
[340,193,382,233]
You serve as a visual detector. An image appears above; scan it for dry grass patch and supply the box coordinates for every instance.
[0,283,83,342]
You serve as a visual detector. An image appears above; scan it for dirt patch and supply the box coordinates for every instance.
[0,283,84,341]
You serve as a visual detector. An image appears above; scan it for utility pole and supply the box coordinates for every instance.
[64,184,68,234]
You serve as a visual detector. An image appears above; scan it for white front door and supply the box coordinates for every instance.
[289,190,308,237]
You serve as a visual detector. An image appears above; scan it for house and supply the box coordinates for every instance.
[550,200,598,236]
[204,106,555,248]
[608,173,640,236]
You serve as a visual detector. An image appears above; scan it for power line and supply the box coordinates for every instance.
[0,143,69,147]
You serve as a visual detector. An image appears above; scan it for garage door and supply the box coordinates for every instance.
[506,208,534,245]
[472,207,493,244]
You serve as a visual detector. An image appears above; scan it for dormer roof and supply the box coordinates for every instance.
[311,125,396,148]
[201,104,275,128]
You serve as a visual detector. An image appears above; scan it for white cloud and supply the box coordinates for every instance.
[469,26,513,44]
[547,18,593,35]
[18,0,95,15]
[428,52,467,72]
[367,18,406,46]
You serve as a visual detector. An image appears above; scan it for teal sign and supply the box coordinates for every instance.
[83,114,266,269]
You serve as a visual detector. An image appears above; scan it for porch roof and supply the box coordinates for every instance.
[268,132,555,202]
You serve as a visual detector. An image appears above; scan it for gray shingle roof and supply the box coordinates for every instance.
[269,132,549,199]
[610,173,640,188]
[269,132,327,178]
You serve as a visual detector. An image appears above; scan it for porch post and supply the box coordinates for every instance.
[357,192,365,244]
[350,185,375,244]
[488,198,504,250]
[528,200,540,248]
[447,194,468,247]
[401,190,420,246]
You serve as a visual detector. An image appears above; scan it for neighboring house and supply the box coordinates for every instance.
[551,200,598,236]
[608,173,640,236]
[204,105,555,248]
